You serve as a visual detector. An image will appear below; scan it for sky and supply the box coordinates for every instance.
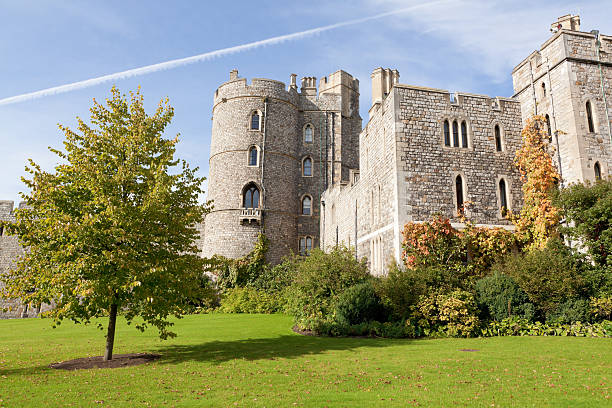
[0,0,610,205]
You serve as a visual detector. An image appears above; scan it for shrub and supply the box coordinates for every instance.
[375,261,425,320]
[287,247,370,329]
[590,296,612,321]
[219,287,285,314]
[249,260,296,293]
[212,234,269,291]
[315,320,416,338]
[334,282,387,325]
[482,316,612,338]
[474,272,535,322]
[415,289,480,337]
[491,239,590,316]
[557,178,611,267]
[546,298,591,324]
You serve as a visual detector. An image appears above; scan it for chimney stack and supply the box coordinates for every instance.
[229,69,239,80]
[371,67,400,108]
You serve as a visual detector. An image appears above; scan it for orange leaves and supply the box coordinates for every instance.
[513,115,561,250]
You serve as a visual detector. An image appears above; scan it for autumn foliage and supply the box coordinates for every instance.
[512,115,561,250]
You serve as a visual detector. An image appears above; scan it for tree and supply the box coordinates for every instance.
[512,115,561,250]
[557,178,612,267]
[1,87,210,360]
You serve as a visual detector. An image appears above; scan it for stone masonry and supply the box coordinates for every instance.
[2,15,611,317]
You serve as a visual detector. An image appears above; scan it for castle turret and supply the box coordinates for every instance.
[202,69,361,263]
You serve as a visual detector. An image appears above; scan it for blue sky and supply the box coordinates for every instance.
[0,0,610,204]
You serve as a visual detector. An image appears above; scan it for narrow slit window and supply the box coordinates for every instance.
[545,114,552,143]
[243,184,260,208]
[304,124,313,143]
[303,157,312,176]
[499,179,508,216]
[461,121,468,148]
[251,112,260,130]
[586,101,595,133]
[455,175,464,215]
[443,120,450,146]
[453,120,459,147]
[542,82,546,97]
[301,196,312,216]
[495,125,502,152]
[594,161,602,180]
[248,146,258,166]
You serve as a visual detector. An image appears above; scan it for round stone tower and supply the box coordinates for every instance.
[203,70,301,264]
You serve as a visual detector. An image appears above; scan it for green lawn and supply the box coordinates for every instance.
[0,314,610,407]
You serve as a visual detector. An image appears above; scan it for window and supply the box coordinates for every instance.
[248,146,258,166]
[452,120,459,147]
[331,204,336,225]
[461,121,468,148]
[299,236,313,255]
[301,195,312,216]
[243,183,260,208]
[494,124,502,152]
[545,114,552,143]
[304,124,313,143]
[443,120,450,146]
[455,175,464,215]
[499,178,508,217]
[250,111,261,130]
[542,82,546,97]
[594,161,602,180]
[586,101,595,133]
[302,157,312,177]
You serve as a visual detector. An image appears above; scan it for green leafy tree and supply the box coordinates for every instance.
[1,87,210,360]
[557,178,612,267]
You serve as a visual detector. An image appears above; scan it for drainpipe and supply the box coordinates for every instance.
[354,200,358,260]
[260,97,268,231]
[546,57,564,186]
[529,59,538,116]
[595,31,612,145]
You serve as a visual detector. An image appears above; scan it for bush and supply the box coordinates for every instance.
[546,298,591,324]
[415,289,480,337]
[482,316,612,338]
[314,320,417,338]
[249,260,296,293]
[286,247,370,329]
[590,296,612,321]
[334,282,387,325]
[375,261,425,320]
[491,239,590,316]
[219,287,286,314]
[474,272,535,322]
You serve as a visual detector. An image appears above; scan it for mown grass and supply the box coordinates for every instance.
[0,313,610,407]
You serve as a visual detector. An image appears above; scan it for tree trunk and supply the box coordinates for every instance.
[104,302,118,361]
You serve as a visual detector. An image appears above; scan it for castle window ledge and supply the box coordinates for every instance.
[239,208,262,223]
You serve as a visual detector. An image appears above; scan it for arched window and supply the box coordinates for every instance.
[443,120,450,146]
[243,183,260,208]
[304,124,313,143]
[542,82,546,97]
[452,120,459,147]
[455,175,464,215]
[302,157,312,177]
[301,195,312,216]
[461,121,468,148]
[594,161,602,180]
[250,111,261,130]
[299,236,313,255]
[331,204,336,225]
[586,101,595,133]
[494,124,502,152]
[248,146,258,166]
[545,114,552,143]
[499,178,508,217]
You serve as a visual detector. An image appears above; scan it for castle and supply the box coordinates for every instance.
[1,15,611,317]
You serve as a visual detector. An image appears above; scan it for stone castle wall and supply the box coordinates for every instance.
[322,82,524,273]
[512,29,612,184]
[203,71,361,264]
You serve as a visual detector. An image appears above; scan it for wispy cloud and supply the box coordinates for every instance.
[0,0,455,106]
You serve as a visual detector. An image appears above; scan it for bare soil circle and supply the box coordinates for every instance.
[50,353,160,370]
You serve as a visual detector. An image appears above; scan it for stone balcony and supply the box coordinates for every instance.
[239,208,262,224]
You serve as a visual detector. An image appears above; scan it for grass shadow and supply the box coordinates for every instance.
[155,333,408,365]
[0,364,52,377]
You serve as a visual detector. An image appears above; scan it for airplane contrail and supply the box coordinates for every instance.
[0,0,453,106]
